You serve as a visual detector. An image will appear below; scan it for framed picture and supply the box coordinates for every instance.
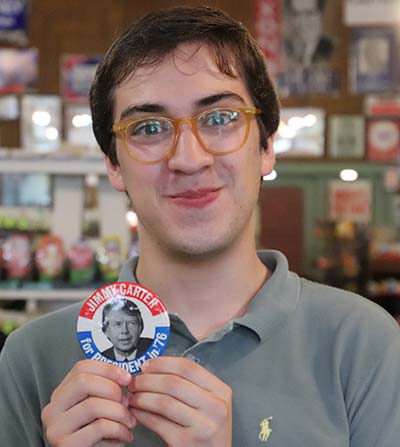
[20,95,62,152]
[0,48,38,93]
[328,114,365,159]
[275,107,325,158]
[366,118,400,161]
[350,28,398,93]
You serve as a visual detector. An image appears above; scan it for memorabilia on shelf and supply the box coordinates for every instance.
[0,0,28,45]
[64,104,97,147]
[254,0,281,81]
[20,94,62,152]
[2,234,32,282]
[328,114,365,159]
[68,239,95,285]
[278,0,339,95]
[96,236,123,282]
[34,235,66,282]
[274,107,325,158]
[61,54,102,103]
[329,180,372,223]
[0,95,19,121]
[0,47,38,94]
[344,0,400,26]
[365,94,400,116]
[366,118,400,161]
[350,28,398,93]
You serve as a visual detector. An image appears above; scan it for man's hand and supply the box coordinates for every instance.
[128,357,232,447]
[41,360,136,447]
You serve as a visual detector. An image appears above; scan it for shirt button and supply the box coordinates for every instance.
[186,353,201,364]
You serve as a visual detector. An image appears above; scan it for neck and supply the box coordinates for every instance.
[135,224,269,340]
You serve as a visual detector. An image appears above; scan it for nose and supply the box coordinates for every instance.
[167,121,214,174]
[121,322,129,334]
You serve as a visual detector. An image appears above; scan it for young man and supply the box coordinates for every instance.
[0,6,399,447]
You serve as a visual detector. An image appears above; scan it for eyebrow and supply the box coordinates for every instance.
[118,92,246,122]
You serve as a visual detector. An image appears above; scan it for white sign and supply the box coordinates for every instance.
[329,180,372,223]
[345,0,400,25]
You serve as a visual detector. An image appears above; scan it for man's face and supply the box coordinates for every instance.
[104,310,142,355]
[107,43,274,259]
[290,0,322,44]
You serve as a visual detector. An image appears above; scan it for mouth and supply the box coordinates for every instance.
[167,188,222,208]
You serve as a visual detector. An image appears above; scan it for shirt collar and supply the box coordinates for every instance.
[118,250,300,343]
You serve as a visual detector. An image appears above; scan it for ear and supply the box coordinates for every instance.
[104,155,126,192]
[260,134,276,177]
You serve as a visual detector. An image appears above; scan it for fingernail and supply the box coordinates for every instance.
[141,360,151,371]
[119,369,132,384]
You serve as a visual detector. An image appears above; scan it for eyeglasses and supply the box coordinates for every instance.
[112,106,261,164]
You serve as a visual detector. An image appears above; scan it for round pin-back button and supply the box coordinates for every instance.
[77,281,170,374]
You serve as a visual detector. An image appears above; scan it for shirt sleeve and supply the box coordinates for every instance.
[0,338,46,446]
[348,336,400,446]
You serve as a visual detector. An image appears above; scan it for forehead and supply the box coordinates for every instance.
[108,309,138,321]
[113,43,251,118]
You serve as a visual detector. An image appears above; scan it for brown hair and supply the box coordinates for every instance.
[89,5,280,165]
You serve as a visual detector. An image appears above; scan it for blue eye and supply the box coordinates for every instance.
[131,120,166,137]
[202,110,239,127]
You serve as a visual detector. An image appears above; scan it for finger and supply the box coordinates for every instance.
[130,373,202,408]
[48,360,132,413]
[47,418,134,447]
[46,397,136,441]
[130,391,198,427]
[139,357,229,398]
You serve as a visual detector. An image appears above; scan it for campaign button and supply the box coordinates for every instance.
[77,281,170,374]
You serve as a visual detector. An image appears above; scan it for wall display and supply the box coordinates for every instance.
[274,107,325,158]
[345,0,400,25]
[278,0,338,96]
[328,114,365,159]
[61,54,102,103]
[65,104,97,147]
[20,94,61,152]
[0,95,19,120]
[0,48,37,93]
[0,0,28,45]
[366,118,400,161]
[350,28,398,93]
[254,0,281,81]
[329,180,372,223]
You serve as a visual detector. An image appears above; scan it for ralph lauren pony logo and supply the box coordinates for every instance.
[259,417,272,443]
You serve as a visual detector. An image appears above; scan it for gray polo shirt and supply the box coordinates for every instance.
[1,250,399,446]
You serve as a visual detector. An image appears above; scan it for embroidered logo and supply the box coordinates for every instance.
[259,417,272,443]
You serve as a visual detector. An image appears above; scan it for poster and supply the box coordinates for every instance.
[0,0,28,45]
[0,47,38,93]
[254,0,281,80]
[278,0,339,95]
[61,54,102,103]
[328,115,365,159]
[350,28,398,93]
[329,180,372,223]
[366,118,400,161]
[345,0,400,25]
[274,107,325,157]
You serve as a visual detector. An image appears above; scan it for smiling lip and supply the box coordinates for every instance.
[168,188,221,208]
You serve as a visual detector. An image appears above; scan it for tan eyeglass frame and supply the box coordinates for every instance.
[112,106,261,164]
